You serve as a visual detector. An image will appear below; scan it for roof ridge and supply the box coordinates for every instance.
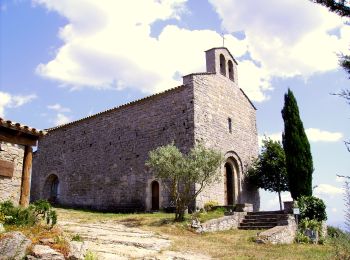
[47,84,186,132]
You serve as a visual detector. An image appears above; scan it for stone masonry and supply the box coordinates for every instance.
[0,142,25,205]
[31,47,259,212]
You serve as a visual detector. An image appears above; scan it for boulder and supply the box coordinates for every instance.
[31,245,65,260]
[0,231,32,260]
[68,241,88,260]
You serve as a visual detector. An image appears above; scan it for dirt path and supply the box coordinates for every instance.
[59,220,211,260]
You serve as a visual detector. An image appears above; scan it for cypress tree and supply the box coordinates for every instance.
[281,89,313,200]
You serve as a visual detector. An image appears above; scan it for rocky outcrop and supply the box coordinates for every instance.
[0,231,32,260]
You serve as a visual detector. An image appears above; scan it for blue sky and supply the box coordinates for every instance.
[0,0,349,227]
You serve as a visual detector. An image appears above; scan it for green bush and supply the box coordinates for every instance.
[295,231,310,244]
[0,200,57,227]
[203,201,219,212]
[297,195,327,221]
[328,226,347,238]
[299,218,322,234]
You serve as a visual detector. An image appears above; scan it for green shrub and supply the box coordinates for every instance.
[297,195,327,221]
[299,218,322,233]
[204,201,219,212]
[0,200,57,227]
[328,226,347,238]
[295,231,310,243]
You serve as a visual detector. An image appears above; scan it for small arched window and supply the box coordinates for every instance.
[220,54,226,76]
[228,60,234,81]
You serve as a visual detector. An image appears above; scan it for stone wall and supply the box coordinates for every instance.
[0,142,25,205]
[184,64,259,210]
[31,86,195,211]
[195,212,247,233]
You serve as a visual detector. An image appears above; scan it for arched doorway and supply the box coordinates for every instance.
[151,181,159,211]
[225,163,234,205]
[44,174,59,204]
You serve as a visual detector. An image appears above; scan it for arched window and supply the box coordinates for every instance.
[228,60,234,80]
[220,54,226,76]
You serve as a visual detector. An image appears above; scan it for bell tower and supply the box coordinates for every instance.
[205,47,238,84]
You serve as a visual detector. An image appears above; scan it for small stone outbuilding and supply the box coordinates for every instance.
[31,47,260,212]
[0,118,44,206]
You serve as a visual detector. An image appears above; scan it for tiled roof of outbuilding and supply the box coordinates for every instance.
[0,117,46,136]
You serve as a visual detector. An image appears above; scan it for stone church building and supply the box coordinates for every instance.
[31,47,260,212]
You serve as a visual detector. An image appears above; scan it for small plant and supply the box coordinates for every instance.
[204,201,219,212]
[84,250,98,260]
[297,195,327,222]
[72,234,83,242]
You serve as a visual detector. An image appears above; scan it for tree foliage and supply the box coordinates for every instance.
[310,0,350,17]
[247,138,288,210]
[146,143,223,221]
[282,89,314,200]
[297,195,327,222]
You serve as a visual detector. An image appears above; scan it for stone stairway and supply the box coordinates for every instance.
[238,210,289,230]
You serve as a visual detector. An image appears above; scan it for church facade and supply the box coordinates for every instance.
[31,47,260,212]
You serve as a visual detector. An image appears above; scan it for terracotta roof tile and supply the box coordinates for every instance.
[0,118,46,136]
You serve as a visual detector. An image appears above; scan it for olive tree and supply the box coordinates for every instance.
[146,143,223,221]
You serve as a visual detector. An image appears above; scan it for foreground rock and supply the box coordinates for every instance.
[256,215,297,244]
[0,231,32,260]
[30,245,65,260]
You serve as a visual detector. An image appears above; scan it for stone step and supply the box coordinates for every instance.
[238,226,275,230]
[240,222,277,227]
[242,218,279,223]
[244,215,288,220]
[247,211,284,215]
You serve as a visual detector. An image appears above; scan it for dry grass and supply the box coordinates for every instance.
[3,224,71,257]
[55,207,333,260]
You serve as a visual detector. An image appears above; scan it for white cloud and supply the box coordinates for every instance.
[0,91,37,117]
[209,0,350,98]
[32,0,350,102]
[305,128,343,142]
[32,1,257,98]
[259,128,343,146]
[314,184,344,197]
[53,113,71,126]
[258,132,282,147]
[263,192,292,211]
[332,207,337,213]
[47,103,71,113]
